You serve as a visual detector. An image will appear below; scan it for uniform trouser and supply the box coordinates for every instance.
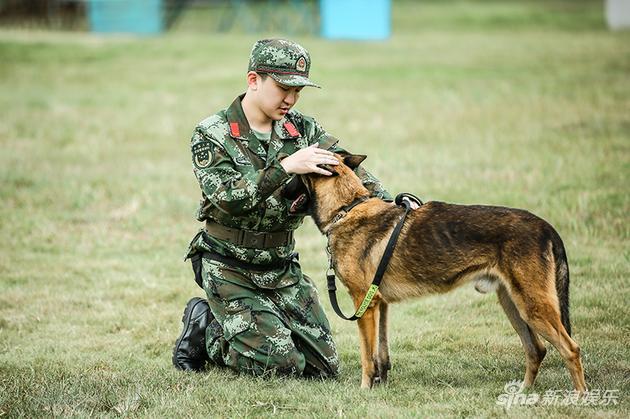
[200,257,340,378]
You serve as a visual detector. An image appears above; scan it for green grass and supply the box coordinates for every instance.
[1,0,629,417]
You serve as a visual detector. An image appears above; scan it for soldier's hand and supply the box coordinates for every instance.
[280,144,339,176]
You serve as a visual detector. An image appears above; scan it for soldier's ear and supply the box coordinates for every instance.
[343,154,367,169]
[247,71,259,90]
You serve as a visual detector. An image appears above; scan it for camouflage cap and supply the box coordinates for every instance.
[248,39,320,88]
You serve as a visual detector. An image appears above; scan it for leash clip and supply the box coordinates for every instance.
[395,192,423,209]
[326,267,337,291]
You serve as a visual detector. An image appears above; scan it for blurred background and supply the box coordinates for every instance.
[1,0,629,34]
[1,0,628,417]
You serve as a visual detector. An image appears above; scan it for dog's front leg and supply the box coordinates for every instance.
[377,301,391,384]
[357,306,379,389]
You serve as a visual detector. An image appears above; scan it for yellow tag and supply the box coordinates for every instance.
[355,284,379,318]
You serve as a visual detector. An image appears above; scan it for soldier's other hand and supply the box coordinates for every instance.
[280,144,339,176]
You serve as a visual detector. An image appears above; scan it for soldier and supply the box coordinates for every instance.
[173,38,392,378]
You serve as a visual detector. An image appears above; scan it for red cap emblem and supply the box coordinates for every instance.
[295,56,307,72]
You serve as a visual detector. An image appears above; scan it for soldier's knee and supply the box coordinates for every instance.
[258,350,306,377]
[222,311,306,376]
[227,347,305,377]
[305,355,340,379]
[327,359,341,378]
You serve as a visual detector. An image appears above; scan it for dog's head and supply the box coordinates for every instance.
[316,154,367,178]
[282,153,367,197]
[282,153,368,215]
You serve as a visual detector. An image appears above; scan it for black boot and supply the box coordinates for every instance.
[172,297,212,371]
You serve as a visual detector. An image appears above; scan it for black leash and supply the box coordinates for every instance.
[326,193,423,321]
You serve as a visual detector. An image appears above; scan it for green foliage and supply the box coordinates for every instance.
[1,0,628,417]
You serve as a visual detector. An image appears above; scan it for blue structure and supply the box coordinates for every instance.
[320,0,391,40]
[88,0,164,35]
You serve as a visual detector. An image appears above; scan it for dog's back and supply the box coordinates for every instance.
[306,154,585,392]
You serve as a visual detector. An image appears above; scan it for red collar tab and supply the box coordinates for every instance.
[283,121,300,138]
[229,122,241,137]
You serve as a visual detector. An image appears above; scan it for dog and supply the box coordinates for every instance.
[294,153,586,392]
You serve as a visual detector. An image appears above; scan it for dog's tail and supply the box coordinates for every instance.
[550,227,571,336]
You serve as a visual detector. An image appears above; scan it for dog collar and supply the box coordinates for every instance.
[326,195,370,232]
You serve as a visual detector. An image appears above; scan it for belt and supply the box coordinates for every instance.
[190,250,297,288]
[200,251,295,272]
[205,220,294,248]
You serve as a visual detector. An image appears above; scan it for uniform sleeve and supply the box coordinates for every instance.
[307,119,393,202]
[191,129,290,216]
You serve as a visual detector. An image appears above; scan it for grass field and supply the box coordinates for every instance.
[1,0,629,417]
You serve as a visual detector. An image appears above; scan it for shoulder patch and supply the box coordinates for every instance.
[195,116,230,151]
[192,141,214,169]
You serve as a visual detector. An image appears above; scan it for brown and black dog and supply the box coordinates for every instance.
[297,154,586,392]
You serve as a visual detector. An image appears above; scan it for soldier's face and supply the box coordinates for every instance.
[258,76,303,120]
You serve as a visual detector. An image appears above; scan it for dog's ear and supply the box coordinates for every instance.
[343,154,367,169]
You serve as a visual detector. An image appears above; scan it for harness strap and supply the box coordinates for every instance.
[327,193,422,321]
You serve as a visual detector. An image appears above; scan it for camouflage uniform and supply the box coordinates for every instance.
[184,39,391,378]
